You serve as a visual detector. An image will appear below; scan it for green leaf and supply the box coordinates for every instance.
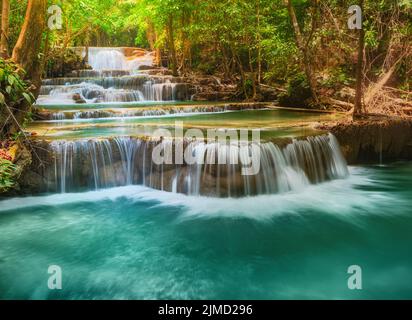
[6,86,11,94]
[8,75,15,86]
[0,92,4,105]
[22,93,32,103]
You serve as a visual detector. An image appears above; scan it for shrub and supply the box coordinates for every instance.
[46,47,88,78]
[0,59,34,106]
[279,73,312,108]
[0,58,34,139]
[0,158,16,191]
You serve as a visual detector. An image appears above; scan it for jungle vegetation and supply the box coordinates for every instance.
[0,0,411,134]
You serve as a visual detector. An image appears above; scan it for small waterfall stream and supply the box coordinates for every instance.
[37,47,192,104]
[85,47,154,71]
[33,47,350,199]
[47,134,349,197]
[41,105,231,121]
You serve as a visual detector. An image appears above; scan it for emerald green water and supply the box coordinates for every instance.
[35,101,238,110]
[29,108,341,140]
[1,164,412,300]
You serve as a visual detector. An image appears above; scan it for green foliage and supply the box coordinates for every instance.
[48,0,139,47]
[46,48,87,78]
[0,59,34,139]
[279,72,312,107]
[0,159,16,191]
[3,0,409,106]
[11,0,401,94]
[0,59,34,107]
[321,67,354,88]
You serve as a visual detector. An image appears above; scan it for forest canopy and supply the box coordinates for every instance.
[0,0,411,115]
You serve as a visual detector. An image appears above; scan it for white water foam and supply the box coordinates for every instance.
[86,48,154,71]
[0,168,401,221]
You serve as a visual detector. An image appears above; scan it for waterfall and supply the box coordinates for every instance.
[143,80,178,101]
[86,48,128,71]
[84,47,154,71]
[37,47,192,104]
[40,105,232,121]
[41,75,150,87]
[39,105,244,121]
[38,77,191,104]
[48,134,349,197]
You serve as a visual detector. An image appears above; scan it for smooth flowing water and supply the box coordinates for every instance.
[45,134,348,196]
[29,108,341,140]
[1,163,412,299]
[3,48,410,299]
[37,48,188,105]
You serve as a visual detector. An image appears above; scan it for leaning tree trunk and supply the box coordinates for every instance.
[6,0,46,135]
[286,0,319,104]
[167,15,178,77]
[1,0,10,58]
[256,0,262,85]
[12,0,47,96]
[353,0,365,119]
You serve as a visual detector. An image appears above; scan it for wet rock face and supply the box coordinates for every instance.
[191,92,235,101]
[72,93,87,104]
[183,76,237,101]
[1,141,52,196]
[259,86,280,101]
[330,120,412,164]
[13,134,348,198]
[138,65,156,71]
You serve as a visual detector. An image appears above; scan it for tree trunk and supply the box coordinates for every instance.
[230,45,248,99]
[12,0,47,95]
[256,0,262,85]
[146,20,156,51]
[155,47,162,67]
[41,30,50,78]
[167,15,178,77]
[248,48,257,100]
[353,0,365,119]
[1,0,10,58]
[221,45,231,81]
[85,45,89,64]
[8,0,46,135]
[286,0,319,103]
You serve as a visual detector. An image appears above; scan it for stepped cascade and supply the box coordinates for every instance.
[37,47,192,105]
[30,47,350,198]
[85,47,155,71]
[2,1,410,302]
[46,134,349,197]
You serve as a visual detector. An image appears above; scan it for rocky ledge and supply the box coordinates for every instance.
[322,119,412,164]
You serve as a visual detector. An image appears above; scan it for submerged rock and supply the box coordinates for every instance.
[72,93,87,104]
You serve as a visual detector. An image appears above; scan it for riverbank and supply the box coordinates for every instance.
[3,117,412,197]
[322,118,412,165]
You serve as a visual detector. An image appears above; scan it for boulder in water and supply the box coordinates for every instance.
[72,94,86,104]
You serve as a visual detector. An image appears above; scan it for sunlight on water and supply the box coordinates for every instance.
[86,47,154,71]
[0,167,398,219]
[1,165,412,299]
[3,45,410,301]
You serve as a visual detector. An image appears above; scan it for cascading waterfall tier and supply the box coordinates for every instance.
[38,78,192,104]
[37,104,258,121]
[46,134,349,197]
[37,48,193,104]
[84,47,154,71]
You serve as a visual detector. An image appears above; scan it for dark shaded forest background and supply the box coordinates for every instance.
[0,0,411,132]
[0,0,411,192]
